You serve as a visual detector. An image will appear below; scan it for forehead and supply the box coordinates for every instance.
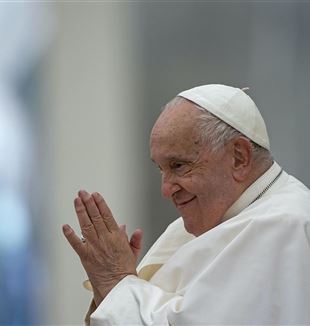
[150,99,203,161]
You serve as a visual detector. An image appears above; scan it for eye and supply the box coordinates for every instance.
[170,161,190,175]
[172,162,185,170]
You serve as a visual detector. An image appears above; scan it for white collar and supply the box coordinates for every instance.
[222,161,282,221]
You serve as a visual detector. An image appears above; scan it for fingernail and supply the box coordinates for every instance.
[74,197,81,206]
[78,189,87,196]
[119,224,127,232]
[92,193,101,202]
[62,224,71,234]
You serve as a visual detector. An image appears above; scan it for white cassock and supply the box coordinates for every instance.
[88,162,310,325]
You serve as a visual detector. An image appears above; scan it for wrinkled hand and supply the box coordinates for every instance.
[62,190,143,306]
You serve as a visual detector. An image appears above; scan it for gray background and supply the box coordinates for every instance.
[135,2,310,244]
[24,2,310,324]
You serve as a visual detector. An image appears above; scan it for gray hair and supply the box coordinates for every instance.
[165,96,272,163]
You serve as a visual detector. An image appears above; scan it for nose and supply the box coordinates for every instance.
[161,173,181,199]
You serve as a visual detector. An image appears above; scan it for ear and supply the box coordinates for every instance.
[231,137,253,182]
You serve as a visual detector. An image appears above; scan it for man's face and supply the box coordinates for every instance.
[150,99,236,236]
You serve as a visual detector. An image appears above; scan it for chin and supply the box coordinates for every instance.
[182,214,214,237]
[182,216,200,236]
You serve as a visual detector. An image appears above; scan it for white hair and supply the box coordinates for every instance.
[164,96,272,163]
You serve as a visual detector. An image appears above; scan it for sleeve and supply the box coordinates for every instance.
[89,214,310,325]
[90,275,183,326]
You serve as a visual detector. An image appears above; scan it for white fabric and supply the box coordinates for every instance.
[178,84,270,150]
[90,162,310,325]
[222,162,282,221]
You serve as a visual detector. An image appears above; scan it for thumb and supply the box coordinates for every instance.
[119,224,129,240]
[130,229,143,261]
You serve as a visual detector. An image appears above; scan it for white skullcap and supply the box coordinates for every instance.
[178,84,270,150]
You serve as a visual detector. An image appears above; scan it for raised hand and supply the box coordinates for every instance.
[63,190,142,306]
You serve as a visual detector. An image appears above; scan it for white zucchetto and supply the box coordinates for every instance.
[178,84,270,150]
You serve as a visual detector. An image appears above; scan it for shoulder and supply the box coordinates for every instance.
[137,217,194,271]
[245,172,310,224]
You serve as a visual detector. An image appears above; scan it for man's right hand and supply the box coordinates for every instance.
[119,224,143,264]
[63,191,143,306]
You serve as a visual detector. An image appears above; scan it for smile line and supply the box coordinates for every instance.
[175,196,196,208]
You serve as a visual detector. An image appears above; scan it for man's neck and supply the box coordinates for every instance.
[245,159,274,191]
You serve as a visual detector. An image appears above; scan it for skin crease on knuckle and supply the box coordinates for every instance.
[63,87,279,311]
[66,98,241,301]
[91,216,103,225]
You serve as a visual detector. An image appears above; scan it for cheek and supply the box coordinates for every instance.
[180,175,199,193]
[197,175,234,209]
[184,175,210,196]
[194,175,222,199]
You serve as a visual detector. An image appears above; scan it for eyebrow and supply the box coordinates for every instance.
[151,155,193,164]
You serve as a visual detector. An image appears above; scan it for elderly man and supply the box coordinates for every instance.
[63,84,310,324]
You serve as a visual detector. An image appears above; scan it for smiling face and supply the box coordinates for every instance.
[150,98,239,236]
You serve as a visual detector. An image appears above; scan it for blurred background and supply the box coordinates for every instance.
[0,1,309,325]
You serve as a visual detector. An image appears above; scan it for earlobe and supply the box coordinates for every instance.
[231,137,252,182]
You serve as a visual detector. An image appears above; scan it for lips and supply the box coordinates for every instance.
[174,196,196,209]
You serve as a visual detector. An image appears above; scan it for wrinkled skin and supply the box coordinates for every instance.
[63,97,262,305]
[63,190,142,306]
[150,99,239,236]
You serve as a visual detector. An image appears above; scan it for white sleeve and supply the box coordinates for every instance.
[90,275,182,326]
[90,213,310,325]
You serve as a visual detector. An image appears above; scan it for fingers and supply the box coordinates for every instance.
[78,190,108,236]
[119,224,127,233]
[130,229,143,261]
[120,225,143,260]
[74,197,92,229]
[92,192,119,232]
[74,197,98,242]
[119,224,128,240]
[62,224,86,257]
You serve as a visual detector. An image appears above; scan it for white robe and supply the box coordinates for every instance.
[90,162,310,325]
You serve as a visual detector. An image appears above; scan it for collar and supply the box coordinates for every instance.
[222,161,282,222]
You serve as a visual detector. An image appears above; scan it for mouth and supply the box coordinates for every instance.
[175,196,196,209]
